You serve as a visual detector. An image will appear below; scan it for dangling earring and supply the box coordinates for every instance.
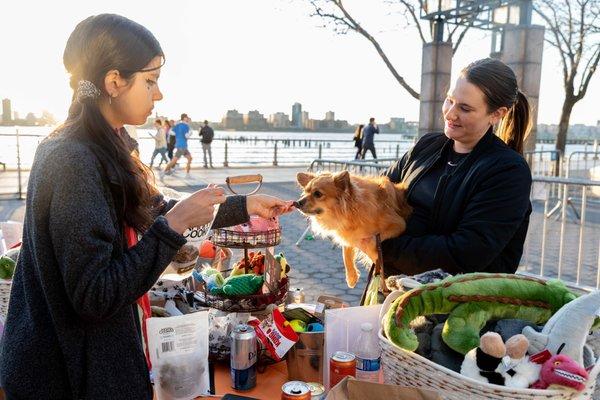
[109,96,112,105]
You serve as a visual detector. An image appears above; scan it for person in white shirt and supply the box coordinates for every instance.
[149,119,169,168]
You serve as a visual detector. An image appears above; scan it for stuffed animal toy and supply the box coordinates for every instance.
[383,273,578,355]
[460,332,507,385]
[212,274,264,296]
[275,252,290,279]
[523,290,600,367]
[502,334,541,388]
[531,353,588,391]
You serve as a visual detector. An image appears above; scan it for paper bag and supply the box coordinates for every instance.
[326,377,442,400]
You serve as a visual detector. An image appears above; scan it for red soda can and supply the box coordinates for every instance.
[329,351,356,388]
[281,381,311,400]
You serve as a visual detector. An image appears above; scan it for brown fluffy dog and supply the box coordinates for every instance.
[295,171,411,288]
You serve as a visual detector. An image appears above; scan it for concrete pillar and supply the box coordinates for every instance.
[500,24,545,153]
[418,41,453,137]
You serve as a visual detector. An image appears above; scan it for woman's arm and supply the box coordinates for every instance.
[381,161,532,274]
[48,149,186,322]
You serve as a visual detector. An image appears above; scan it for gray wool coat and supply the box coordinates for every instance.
[0,134,249,399]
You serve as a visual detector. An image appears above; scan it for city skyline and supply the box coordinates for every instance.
[1,0,599,127]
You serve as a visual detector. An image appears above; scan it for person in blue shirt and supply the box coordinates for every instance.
[360,117,379,160]
[164,113,193,174]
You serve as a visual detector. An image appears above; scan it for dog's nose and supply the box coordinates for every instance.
[294,197,306,208]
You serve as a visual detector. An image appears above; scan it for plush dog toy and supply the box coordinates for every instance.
[383,273,579,355]
[461,332,508,385]
[502,334,541,388]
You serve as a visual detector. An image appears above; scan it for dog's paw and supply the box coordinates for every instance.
[346,270,360,288]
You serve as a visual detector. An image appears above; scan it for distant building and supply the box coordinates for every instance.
[292,103,302,129]
[222,109,244,130]
[306,119,320,131]
[325,111,335,121]
[2,98,12,124]
[301,111,309,129]
[269,112,290,129]
[25,112,36,125]
[389,117,406,133]
[244,110,268,130]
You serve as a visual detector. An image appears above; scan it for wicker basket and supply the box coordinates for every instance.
[0,279,11,319]
[379,330,600,400]
[195,277,289,313]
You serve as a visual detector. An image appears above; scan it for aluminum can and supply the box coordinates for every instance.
[286,287,305,304]
[281,381,311,399]
[307,382,325,399]
[230,324,257,391]
[329,351,356,388]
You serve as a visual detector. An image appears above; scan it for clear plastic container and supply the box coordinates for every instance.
[353,322,382,383]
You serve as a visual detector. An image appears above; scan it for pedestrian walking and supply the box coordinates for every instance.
[360,117,379,160]
[199,119,215,168]
[164,113,193,175]
[149,119,169,168]
[353,124,364,160]
[166,119,175,159]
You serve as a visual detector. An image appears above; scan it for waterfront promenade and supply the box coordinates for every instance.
[2,163,600,304]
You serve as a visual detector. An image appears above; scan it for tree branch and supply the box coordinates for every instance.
[576,44,600,101]
[308,0,420,99]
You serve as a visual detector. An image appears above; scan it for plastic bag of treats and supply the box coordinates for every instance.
[147,311,210,400]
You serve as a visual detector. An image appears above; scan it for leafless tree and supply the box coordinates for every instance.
[307,0,474,100]
[533,0,600,154]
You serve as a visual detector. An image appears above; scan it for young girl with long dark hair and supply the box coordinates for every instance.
[0,14,290,399]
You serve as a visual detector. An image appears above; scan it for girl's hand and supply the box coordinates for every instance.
[165,186,226,234]
[247,194,294,219]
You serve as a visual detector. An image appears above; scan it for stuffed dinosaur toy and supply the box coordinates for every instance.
[383,273,580,355]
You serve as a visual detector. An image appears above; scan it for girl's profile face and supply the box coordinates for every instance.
[113,56,163,126]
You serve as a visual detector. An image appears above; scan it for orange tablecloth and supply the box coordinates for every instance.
[211,361,289,399]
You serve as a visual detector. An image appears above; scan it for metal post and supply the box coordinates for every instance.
[273,141,278,166]
[16,128,23,199]
[318,144,322,159]
[395,144,400,159]
[223,142,229,167]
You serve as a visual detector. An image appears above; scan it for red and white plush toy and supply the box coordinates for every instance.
[530,350,589,391]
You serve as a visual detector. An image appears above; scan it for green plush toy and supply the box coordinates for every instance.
[383,273,580,355]
[218,274,264,296]
[0,256,15,280]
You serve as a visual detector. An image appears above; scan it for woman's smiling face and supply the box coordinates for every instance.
[442,76,505,152]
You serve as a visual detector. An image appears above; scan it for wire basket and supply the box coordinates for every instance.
[196,277,289,313]
[211,224,281,249]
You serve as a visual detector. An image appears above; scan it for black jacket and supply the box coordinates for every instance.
[381,129,532,276]
[0,134,248,399]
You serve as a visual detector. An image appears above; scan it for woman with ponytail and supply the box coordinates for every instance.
[381,58,532,275]
[0,14,291,399]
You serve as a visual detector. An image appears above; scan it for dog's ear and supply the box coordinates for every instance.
[297,172,316,188]
[333,170,351,191]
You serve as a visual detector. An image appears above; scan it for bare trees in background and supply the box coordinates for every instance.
[307,0,473,100]
[533,0,600,154]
